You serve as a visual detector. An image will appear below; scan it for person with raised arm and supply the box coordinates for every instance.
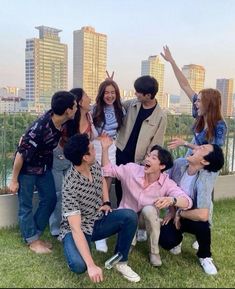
[101,135,192,267]
[161,45,227,154]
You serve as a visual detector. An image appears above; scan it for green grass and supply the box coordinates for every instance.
[0,198,235,288]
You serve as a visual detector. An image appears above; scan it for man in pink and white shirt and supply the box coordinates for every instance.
[101,136,192,267]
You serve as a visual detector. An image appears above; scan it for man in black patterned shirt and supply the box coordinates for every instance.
[9,91,77,254]
[59,133,140,283]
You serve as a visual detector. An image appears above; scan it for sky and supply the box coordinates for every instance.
[0,0,235,95]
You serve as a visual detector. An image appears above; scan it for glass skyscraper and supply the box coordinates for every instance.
[25,26,68,112]
[73,26,107,103]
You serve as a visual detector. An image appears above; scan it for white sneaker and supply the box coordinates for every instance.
[115,263,141,282]
[192,241,199,250]
[136,229,147,242]
[199,257,218,275]
[95,239,108,253]
[170,242,182,255]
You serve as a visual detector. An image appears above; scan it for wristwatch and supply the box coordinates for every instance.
[172,197,177,206]
[184,141,189,147]
[176,209,182,217]
[103,201,111,207]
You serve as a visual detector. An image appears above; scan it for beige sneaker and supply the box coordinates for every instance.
[149,253,162,267]
[115,263,140,282]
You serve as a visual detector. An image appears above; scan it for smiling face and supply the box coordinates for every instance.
[195,93,205,116]
[144,150,166,175]
[79,91,91,112]
[103,84,116,105]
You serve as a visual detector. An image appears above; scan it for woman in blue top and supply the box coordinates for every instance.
[161,46,227,153]
[92,79,125,185]
[92,78,125,253]
[161,45,227,252]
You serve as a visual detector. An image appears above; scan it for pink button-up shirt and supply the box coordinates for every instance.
[103,162,192,212]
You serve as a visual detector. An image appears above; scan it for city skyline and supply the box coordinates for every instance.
[0,0,235,95]
[25,26,68,112]
[73,26,107,102]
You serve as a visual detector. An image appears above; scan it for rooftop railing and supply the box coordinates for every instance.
[0,112,234,193]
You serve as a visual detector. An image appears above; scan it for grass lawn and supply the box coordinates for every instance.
[0,198,235,288]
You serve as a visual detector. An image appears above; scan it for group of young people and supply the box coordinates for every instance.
[9,46,227,283]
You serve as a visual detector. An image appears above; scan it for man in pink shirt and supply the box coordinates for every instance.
[101,136,192,267]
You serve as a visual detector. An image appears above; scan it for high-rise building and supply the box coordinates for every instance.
[216,78,234,117]
[141,55,165,108]
[73,26,107,102]
[180,64,205,114]
[0,86,25,98]
[25,26,68,112]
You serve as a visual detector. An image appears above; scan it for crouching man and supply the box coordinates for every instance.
[159,144,224,275]
[101,135,192,267]
[58,133,140,283]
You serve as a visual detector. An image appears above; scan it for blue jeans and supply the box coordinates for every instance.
[18,170,57,243]
[50,145,71,236]
[63,209,138,274]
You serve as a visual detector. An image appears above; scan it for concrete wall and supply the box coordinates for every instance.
[214,174,235,200]
[0,193,38,229]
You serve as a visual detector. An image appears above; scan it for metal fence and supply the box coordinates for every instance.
[0,113,234,192]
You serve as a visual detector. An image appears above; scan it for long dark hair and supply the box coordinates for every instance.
[61,88,85,141]
[93,79,124,131]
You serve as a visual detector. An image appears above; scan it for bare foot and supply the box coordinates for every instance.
[29,240,52,254]
[39,240,53,249]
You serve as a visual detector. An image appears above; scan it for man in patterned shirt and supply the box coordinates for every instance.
[59,133,140,283]
[9,91,77,254]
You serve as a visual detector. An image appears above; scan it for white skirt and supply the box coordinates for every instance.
[92,139,116,165]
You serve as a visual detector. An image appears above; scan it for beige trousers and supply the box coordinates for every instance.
[132,205,161,254]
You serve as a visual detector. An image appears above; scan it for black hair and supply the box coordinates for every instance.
[203,144,224,172]
[67,88,85,136]
[134,75,159,99]
[150,145,173,172]
[63,133,90,166]
[51,91,75,115]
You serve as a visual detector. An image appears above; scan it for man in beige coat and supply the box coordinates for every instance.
[115,75,167,206]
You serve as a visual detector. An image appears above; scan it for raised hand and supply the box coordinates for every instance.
[100,134,113,150]
[160,45,175,63]
[168,137,185,150]
[106,70,114,80]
